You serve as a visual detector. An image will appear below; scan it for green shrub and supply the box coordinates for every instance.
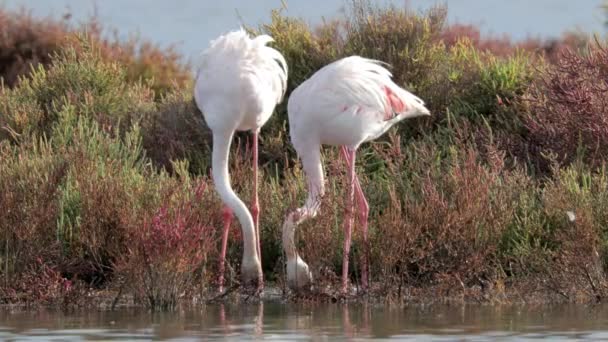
[0,35,214,304]
[140,86,212,173]
[0,8,190,98]
[0,37,156,143]
[0,138,64,284]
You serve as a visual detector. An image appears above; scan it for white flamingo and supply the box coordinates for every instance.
[194,28,287,291]
[282,56,430,293]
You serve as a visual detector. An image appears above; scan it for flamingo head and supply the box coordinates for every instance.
[418,103,431,116]
[408,97,431,118]
[286,256,313,292]
[241,255,263,286]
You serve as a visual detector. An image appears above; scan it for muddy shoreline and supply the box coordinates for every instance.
[1,280,600,311]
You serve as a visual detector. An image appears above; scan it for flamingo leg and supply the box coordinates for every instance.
[355,179,370,290]
[340,146,370,290]
[218,205,233,293]
[341,147,357,293]
[251,132,263,289]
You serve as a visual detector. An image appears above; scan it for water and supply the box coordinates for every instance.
[3,0,606,65]
[1,303,608,340]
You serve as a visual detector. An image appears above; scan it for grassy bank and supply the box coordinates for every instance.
[0,2,607,309]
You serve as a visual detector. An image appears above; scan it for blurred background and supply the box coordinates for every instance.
[4,0,606,64]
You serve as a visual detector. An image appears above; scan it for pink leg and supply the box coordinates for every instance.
[251,132,263,289]
[341,147,357,293]
[340,147,370,290]
[355,180,370,290]
[219,205,233,292]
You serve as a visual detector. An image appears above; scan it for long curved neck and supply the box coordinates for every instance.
[282,146,325,263]
[212,131,257,261]
[282,213,299,261]
[301,146,325,213]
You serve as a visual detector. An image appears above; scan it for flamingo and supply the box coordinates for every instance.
[282,56,430,293]
[194,28,287,292]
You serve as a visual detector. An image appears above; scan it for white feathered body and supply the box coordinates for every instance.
[194,29,287,133]
[288,56,430,151]
[281,56,431,291]
[192,29,287,285]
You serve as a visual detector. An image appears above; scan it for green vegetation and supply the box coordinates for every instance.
[0,2,607,309]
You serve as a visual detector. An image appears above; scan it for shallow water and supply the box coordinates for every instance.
[1,303,608,340]
[4,0,606,64]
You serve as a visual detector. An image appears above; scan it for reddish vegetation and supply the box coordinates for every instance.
[440,23,589,62]
[524,41,608,170]
[0,260,76,306]
[0,8,190,96]
[118,181,216,309]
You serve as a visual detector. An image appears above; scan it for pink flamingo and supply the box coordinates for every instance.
[282,56,430,293]
[194,28,287,292]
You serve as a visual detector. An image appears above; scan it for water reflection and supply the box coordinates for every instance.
[203,300,375,339]
[254,302,263,337]
[0,303,607,340]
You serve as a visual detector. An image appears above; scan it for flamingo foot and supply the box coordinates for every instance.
[241,251,263,293]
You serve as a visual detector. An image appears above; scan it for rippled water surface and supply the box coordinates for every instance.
[1,303,608,340]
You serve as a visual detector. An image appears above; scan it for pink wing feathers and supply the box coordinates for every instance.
[311,56,423,121]
[383,86,407,120]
